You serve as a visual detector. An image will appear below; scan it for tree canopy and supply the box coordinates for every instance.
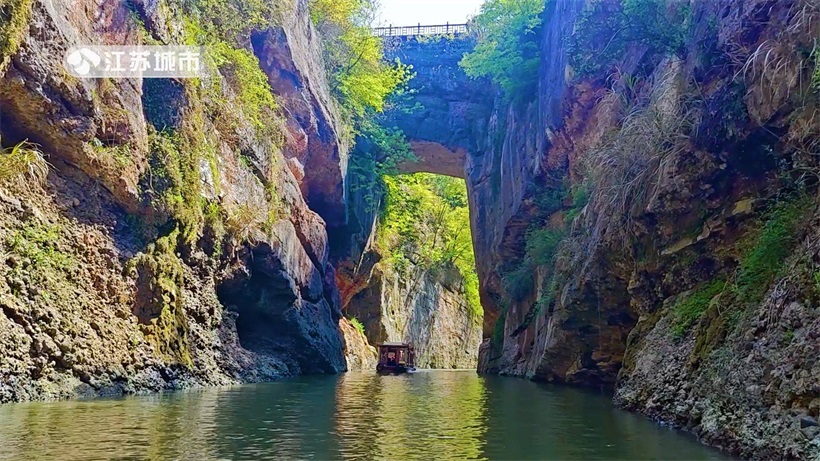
[378,173,482,319]
[459,0,545,101]
[310,0,411,117]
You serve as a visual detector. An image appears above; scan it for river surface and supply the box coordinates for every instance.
[0,371,729,460]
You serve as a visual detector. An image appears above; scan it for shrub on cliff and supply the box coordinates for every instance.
[310,0,411,117]
[182,0,277,43]
[567,0,691,78]
[349,317,366,335]
[460,0,545,101]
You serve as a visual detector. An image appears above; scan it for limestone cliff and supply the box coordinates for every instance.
[336,166,482,369]
[468,0,820,459]
[346,263,481,369]
[0,0,353,402]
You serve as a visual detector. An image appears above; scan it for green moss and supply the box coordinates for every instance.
[671,279,726,338]
[202,200,225,257]
[349,316,365,335]
[734,196,812,305]
[6,223,73,277]
[491,308,507,350]
[0,0,33,71]
[673,196,811,351]
[129,229,193,368]
[147,129,204,244]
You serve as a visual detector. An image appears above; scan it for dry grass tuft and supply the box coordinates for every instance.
[560,60,701,278]
[224,193,268,246]
[0,140,50,187]
[736,0,820,118]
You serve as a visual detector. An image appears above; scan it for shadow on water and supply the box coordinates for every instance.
[0,372,731,461]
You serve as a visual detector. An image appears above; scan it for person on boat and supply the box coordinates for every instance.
[387,352,397,366]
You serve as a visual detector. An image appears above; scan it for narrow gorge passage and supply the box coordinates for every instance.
[0,0,818,459]
[341,172,483,369]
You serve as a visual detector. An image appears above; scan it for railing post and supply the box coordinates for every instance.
[418,23,421,35]
[389,24,392,36]
[446,22,449,33]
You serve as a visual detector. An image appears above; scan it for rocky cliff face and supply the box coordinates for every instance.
[0,0,354,402]
[466,0,819,458]
[346,263,481,369]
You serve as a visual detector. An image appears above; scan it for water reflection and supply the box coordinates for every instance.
[335,372,488,460]
[0,372,729,461]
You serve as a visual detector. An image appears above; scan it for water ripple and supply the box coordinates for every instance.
[0,372,729,460]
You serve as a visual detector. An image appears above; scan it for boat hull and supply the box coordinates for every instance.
[376,364,416,375]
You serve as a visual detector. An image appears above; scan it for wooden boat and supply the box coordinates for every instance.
[376,342,417,374]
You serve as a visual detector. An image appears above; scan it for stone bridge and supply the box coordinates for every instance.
[382,36,494,179]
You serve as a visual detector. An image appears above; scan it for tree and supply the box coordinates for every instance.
[459,0,545,101]
[310,0,411,117]
[567,0,691,77]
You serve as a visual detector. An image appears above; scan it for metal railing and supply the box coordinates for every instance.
[373,23,468,37]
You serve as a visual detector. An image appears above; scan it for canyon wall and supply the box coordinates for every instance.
[346,263,481,369]
[0,0,361,402]
[369,0,818,458]
[465,0,819,459]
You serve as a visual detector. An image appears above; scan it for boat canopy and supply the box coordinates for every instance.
[377,342,411,348]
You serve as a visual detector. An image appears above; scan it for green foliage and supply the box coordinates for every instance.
[0,0,33,71]
[349,316,366,335]
[460,0,545,100]
[182,0,277,43]
[567,0,691,78]
[378,173,482,319]
[492,308,507,350]
[147,129,206,244]
[734,196,812,305]
[310,0,412,117]
[348,117,416,209]
[6,223,73,275]
[564,182,590,224]
[208,41,280,135]
[502,179,584,300]
[0,139,49,187]
[181,17,281,142]
[525,228,564,266]
[533,186,564,214]
[671,279,726,338]
[502,265,534,301]
[570,182,590,210]
[810,39,820,93]
[670,196,811,340]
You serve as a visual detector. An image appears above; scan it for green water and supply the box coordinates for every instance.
[0,371,729,460]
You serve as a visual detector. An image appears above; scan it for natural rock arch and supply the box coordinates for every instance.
[383,36,494,179]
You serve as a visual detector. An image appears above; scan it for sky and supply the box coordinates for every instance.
[376,0,485,27]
